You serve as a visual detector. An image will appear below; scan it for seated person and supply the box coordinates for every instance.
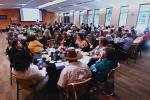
[6,39,23,64]
[122,33,133,50]
[57,48,91,89]
[28,34,43,53]
[28,34,43,59]
[59,31,70,47]
[88,37,107,67]
[114,34,124,44]
[40,29,52,47]
[12,50,48,88]
[90,47,118,82]
[75,33,91,52]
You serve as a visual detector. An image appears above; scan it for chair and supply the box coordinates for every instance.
[118,44,139,63]
[15,78,37,100]
[136,42,143,58]
[97,63,120,96]
[65,78,91,100]
[127,43,139,63]
[10,64,13,85]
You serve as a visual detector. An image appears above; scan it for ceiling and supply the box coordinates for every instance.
[0,0,150,12]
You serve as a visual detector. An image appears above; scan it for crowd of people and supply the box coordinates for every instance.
[5,21,150,98]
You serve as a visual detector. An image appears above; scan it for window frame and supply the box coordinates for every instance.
[118,6,129,26]
[87,9,94,26]
[105,7,112,26]
[94,9,100,27]
[79,11,84,25]
[136,4,150,30]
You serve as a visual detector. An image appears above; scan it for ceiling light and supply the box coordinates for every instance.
[37,0,67,9]
[72,4,78,6]
[17,4,27,6]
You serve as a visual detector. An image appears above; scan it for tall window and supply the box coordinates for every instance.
[88,10,94,26]
[80,11,84,25]
[105,8,112,26]
[137,4,150,31]
[94,9,100,27]
[64,13,70,24]
[119,6,128,26]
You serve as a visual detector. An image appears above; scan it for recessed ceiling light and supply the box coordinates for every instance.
[72,4,78,6]
[17,4,27,6]
[37,0,67,9]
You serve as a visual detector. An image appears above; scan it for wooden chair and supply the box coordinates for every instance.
[10,64,13,85]
[127,43,139,63]
[97,63,120,96]
[65,78,91,100]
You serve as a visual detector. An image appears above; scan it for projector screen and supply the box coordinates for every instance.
[20,8,42,21]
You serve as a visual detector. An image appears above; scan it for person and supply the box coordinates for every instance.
[90,47,118,95]
[130,26,137,39]
[114,34,124,44]
[59,31,70,47]
[40,29,52,47]
[28,34,43,59]
[6,40,23,64]
[88,37,107,67]
[122,33,133,50]
[80,23,85,29]
[57,48,91,89]
[90,47,118,82]
[75,33,91,52]
[12,51,48,91]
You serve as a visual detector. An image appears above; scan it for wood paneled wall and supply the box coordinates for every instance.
[0,9,58,29]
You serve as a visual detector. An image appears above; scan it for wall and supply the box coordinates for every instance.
[111,6,120,27]
[0,9,20,28]
[99,8,106,26]
[126,5,140,28]
[60,4,143,28]
[0,9,58,29]
[83,10,88,24]
[74,11,80,26]
[42,10,59,25]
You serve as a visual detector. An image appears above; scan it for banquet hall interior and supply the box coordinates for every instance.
[0,0,150,100]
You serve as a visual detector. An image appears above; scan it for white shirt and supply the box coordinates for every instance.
[12,64,47,84]
[93,46,105,55]
[57,61,91,88]
[114,37,124,44]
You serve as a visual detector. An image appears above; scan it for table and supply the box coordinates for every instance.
[40,48,91,70]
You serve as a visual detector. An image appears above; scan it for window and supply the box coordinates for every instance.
[88,10,94,26]
[0,15,7,20]
[94,9,100,27]
[80,11,84,25]
[73,12,77,25]
[63,13,70,24]
[105,8,112,26]
[119,6,128,26]
[137,4,150,31]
